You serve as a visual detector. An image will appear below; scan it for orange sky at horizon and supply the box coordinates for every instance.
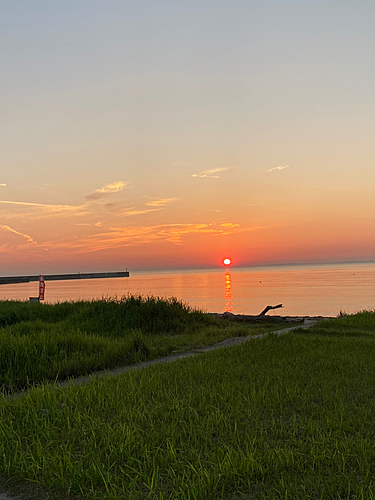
[1,189,374,275]
[1,161,374,274]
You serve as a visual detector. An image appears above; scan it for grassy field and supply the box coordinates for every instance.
[0,297,282,392]
[0,310,375,499]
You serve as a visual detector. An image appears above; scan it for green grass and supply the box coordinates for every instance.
[300,309,375,337]
[0,297,282,392]
[1,311,375,499]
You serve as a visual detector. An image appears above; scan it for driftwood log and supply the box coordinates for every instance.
[258,304,283,316]
[222,304,284,322]
[209,305,331,324]
[210,304,303,323]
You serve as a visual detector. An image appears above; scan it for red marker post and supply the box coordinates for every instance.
[39,275,45,301]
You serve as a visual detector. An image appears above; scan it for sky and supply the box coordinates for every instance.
[1,0,375,274]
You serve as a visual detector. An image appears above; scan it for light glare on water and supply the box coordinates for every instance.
[1,262,375,317]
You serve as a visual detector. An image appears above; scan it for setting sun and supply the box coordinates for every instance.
[223,258,231,266]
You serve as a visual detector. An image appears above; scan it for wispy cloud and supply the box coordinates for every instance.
[0,199,89,219]
[0,192,172,225]
[0,200,78,210]
[220,223,240,228]
[0,183,6,187]
[266,165,290,173]
[85,181,128,200]
[104,201,161,217]
[0,219,272,258]
[192,167,232,179]
[0,224,36,244]
[119,208,161,216]
[157,223,222,244]
[41,221,246,254]
[105,198,177,216]
[145,198,177,207]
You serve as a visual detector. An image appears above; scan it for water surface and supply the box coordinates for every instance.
[1,262,375,317]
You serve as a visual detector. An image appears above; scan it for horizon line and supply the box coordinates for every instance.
[1,258,375,278]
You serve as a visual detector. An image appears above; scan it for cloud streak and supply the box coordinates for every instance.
[220,223,240,228]
[0,218,273,259]
[145,198,177,207]
[266,165,290,173]
[85,181,128,200]
[40,221,246,254]
[0,193,173,224]
[118,208,161,217]
[0,183,6,187]
[0,200,79,210]
[0,199,89,219]
[105,198,177,216]
[192,167,232,179]
[104,201,162,217]
[0,224,36,244]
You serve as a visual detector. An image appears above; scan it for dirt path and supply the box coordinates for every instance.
[9,319,319,402]
[59,320,319,388]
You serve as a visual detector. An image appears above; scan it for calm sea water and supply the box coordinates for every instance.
[1,262,375,317]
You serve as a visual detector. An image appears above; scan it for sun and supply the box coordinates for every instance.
[223,258,231,266]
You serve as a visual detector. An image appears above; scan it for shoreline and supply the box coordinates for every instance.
[209,312,334,323]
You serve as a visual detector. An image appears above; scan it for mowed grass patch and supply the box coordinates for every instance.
[1,316,375,499]
[0,297,281,392]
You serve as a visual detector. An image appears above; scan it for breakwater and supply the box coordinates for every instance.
[0,271,129,285]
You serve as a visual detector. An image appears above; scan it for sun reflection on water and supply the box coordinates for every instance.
[224,272,233,312]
